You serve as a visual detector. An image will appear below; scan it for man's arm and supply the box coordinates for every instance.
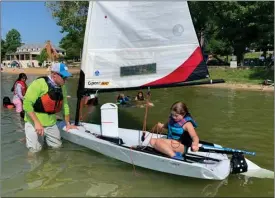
[62,85,78,131]
[62,85,70,124]
[23,79,45,135]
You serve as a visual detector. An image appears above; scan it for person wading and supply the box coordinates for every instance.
[23,63,78,153]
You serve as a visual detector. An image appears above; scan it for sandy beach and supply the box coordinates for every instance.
[1,67,80,76]
[197,83,274,92]
[1,67,273,92]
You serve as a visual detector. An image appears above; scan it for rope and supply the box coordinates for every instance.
[130,123,164,176]
[141,89,151,142]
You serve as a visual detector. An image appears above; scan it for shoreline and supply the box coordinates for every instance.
[1,67,274,92]
[196,83,274,92]
[1,67,80,75]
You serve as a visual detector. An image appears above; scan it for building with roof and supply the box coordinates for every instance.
[2,41,66,68]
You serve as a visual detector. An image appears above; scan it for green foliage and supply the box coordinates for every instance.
[1,39,7,61]
[59,33,83,60]
[36,49,48,64]
[46,1,274,65]
[206,2,273,64]
[46,2,88,60]
[189,1,274,64]
[5,29,22,53]
[208,67,274,84]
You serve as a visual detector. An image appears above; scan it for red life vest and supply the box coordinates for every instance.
[3,104,15,109]
[33,77,63,114]
[14,80,27,96]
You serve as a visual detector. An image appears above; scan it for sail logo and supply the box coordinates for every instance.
[173,24,184,36]
[94,70,100,76]
[87,81,110,86]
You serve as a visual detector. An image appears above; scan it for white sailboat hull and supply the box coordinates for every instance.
[58,121,231,180]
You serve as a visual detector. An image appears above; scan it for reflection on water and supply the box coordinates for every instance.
[1,74,274,197]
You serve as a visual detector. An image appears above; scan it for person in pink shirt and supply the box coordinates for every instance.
[11,73,28,113]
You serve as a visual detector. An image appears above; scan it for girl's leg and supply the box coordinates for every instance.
[150,138,185,157]
[13,98,23,113]
[150,138,176,157]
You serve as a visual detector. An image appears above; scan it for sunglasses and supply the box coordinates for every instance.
[56,73,68,80]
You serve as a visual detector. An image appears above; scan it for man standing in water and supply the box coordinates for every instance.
[23,63,78,153]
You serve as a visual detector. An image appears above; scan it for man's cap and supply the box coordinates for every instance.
[51,63,72,78]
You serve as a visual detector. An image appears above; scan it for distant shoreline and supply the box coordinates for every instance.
[1,67,80,75]
[1,67,273,92]
[196,83,274,92]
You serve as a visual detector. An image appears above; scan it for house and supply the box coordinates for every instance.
[2,41,66,68]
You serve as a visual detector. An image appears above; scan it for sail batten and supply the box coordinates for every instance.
[81,1,209,90]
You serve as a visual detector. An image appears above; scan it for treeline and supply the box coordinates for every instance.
[1,29,22,61]
[46,1,274,64]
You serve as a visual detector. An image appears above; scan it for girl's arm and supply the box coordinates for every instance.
[183,122,199,151]
[16,84,24,100]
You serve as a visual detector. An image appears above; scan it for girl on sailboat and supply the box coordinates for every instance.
[150,101,199,160]
[11,73,28,113]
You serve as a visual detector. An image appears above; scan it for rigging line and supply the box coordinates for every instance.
[141,87,151,142]
[140,123,164,150]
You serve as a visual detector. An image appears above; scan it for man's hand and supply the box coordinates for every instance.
[65,123,78,132]
[34,121,44,136]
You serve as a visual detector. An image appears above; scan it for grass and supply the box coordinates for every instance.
[208,67,274,84]
[244,52,262,59]
[216,52,273,62]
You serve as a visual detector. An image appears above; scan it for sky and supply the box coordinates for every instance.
[1,2,66,46]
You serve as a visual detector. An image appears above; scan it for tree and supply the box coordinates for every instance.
[36,49,48,66]
[189,1,216,48]
[209,1,274,65]
[59,33,82,61]
[1,39,7,61]
[46,2,88,60]
[5,29,22,53]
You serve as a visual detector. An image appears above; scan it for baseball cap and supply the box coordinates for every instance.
[51,62,72,78]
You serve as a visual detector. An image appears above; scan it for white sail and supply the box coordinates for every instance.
[81,1,207,89]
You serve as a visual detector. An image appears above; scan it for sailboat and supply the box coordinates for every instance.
[57,1,273,180]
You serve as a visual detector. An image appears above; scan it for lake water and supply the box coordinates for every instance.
[1,73,274,197]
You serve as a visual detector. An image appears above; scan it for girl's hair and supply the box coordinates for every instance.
[170,101,192,117]
[11,73,27,92]
[3,96,11,105]
[136,91,144,100]
[117,94,124,101]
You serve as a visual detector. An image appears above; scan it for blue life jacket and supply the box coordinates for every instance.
[167,115,197,141]
[118,96,130,104]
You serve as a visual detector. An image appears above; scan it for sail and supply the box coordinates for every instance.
[81,1,209,90]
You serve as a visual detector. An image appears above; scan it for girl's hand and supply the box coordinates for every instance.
[191,143,199,152]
